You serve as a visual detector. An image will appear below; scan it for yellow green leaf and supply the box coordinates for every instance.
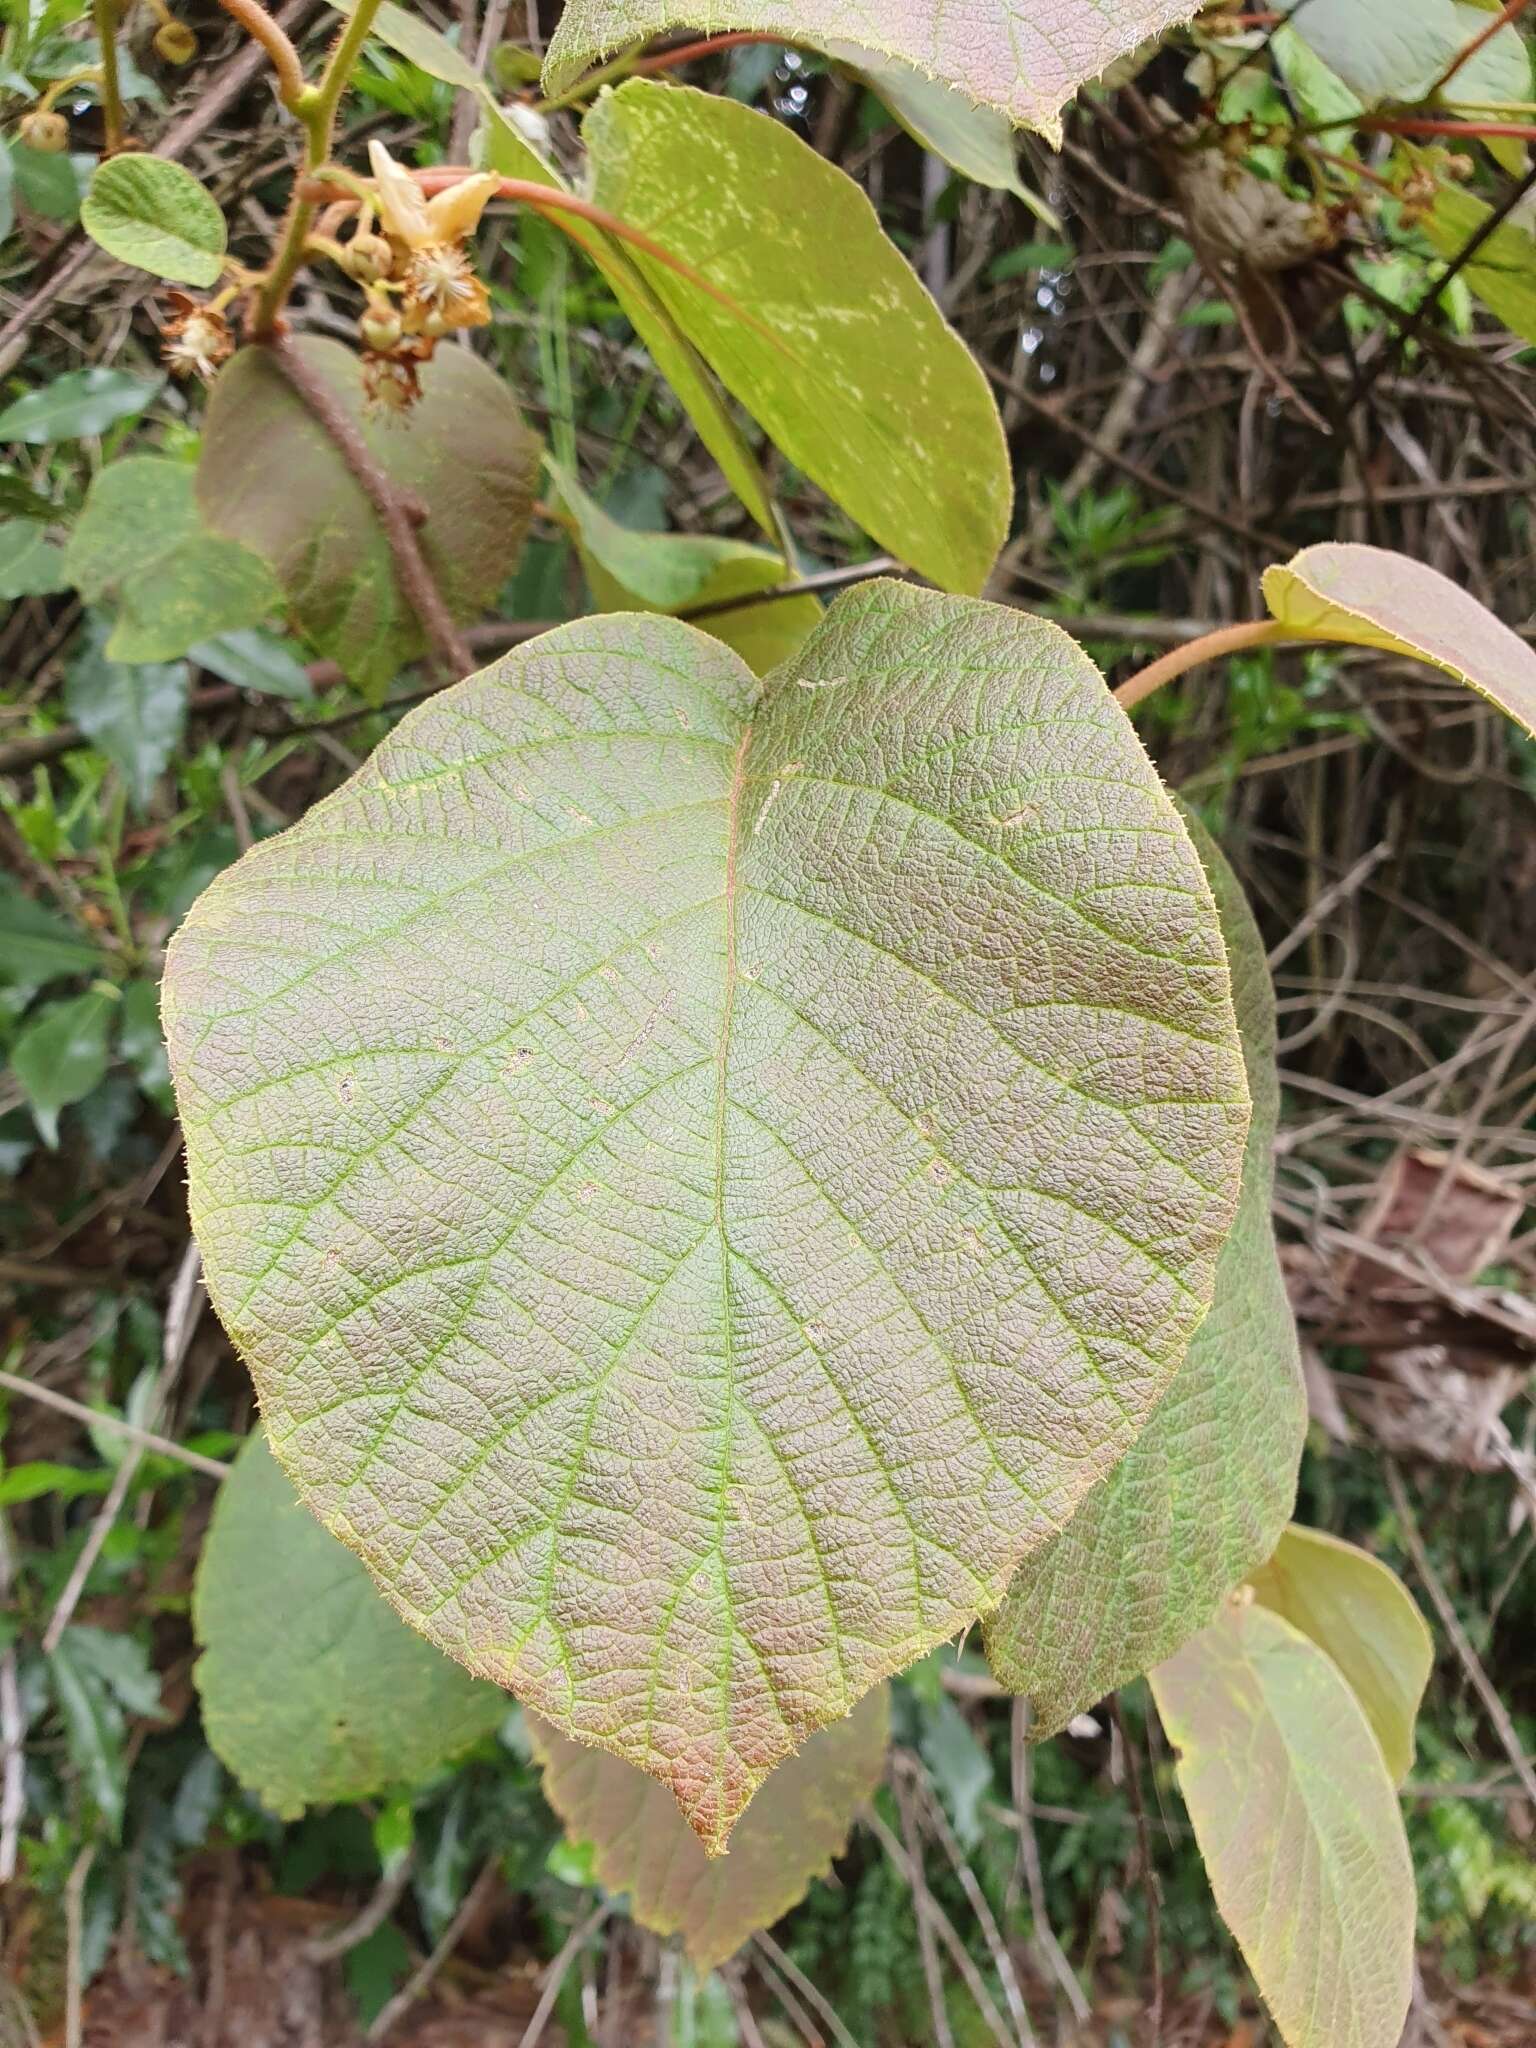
[552,461,820,673]
[1246,1524,1431,1785]
[1152,1600,1415,2048]
[162,581,1249,1850]
[584,82,1011,594]
[1262,540,1536,739]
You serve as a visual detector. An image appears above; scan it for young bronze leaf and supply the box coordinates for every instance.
[544,0,1201,139]
[1262,542,1536,739]
[982,807,1304,1732]
[193,1434,507,1818]
[1247,1524,1431,1785]
[1151,1601,1415,2048]
[530,1687,888,1968]
[162,580,1249,1851]
[584,83,1011,596]
[196,339,541,698]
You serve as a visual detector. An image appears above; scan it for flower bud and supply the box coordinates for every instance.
[360,305,403,352]
[345,231,394,283]
[19,108,69,154]
[154,19,199,63]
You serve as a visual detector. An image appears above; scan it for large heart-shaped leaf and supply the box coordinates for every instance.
[584,83,1011,595]
[1247,1524,1431,1786]
[66,456,279,663]
[543,0,1201,138]
[1151,1599,1415,2048]
[193,1434,508,1818]
[196,339,540,698]
[983,807,1305,1734]
[1262,541,1536,739]
[162,581,1249,1849]
[531,1686,888,1967]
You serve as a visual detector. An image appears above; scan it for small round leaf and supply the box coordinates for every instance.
[82,154,227,287]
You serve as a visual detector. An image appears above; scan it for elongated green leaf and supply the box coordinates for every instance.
[478,94,782,538]
[327,0,480,87]
[1263,541,1536,739]
[531,1687,887,1967]
[49,1629,130,1837]
[1151,1600,1415,2048]
[1417,177,1536,347]
[197,339,540,697]
[162,580,1249,1849]
[12,988,115,1147]
[0,879,102,992]
[983,807,1304,1733]
[1247,1525,1431,1786]
[188,627,313,700]
[544,0,1201,138]
[838,46,1057,215]
[66,457,279,662]
[193,1435,508,1819]
[1290,0,1461,102]
[553,463,819,674]
[584,83,1010,595]
[81,154,226,285]
[64,627,189,809]
[0,367,160,443]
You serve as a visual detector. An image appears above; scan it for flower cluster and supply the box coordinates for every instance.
[350,143,500,410]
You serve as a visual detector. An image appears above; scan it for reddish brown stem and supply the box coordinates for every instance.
[629,30,786,75]
[1115,618,1294,710]
[212,0,308,107]
[1363,115,1536,140]
[265,332,473,679]
[301,169,789,348]
[1432,0,1536,97]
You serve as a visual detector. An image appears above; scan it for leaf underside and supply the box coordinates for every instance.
[1151,1601,1415,2048]
[543,0,1202,137]
[983,806,1305,1733]
[193,1434,508,1817]
[530,1684,889,1966]
[1263,541,1536,741]
[163,580,1248,1849]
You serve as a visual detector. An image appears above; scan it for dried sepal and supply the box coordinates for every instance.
[161,292,234,381]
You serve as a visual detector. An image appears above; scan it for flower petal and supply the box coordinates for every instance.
[425,172,501,245]
[368,139,434,248]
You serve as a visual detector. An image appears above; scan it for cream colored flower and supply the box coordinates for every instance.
[366,142,499,250]
[401,243,490,331]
